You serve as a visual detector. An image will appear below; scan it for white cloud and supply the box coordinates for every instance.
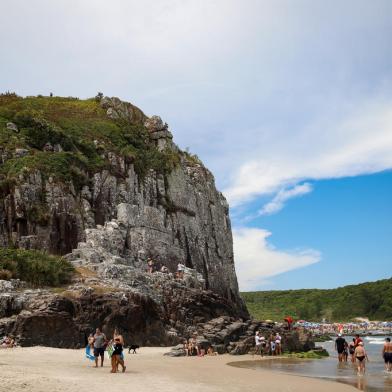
[225,99,392,207]
[233,227,321,291]
[259,183,313,215]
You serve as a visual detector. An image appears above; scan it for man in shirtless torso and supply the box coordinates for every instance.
[382,337,392,372]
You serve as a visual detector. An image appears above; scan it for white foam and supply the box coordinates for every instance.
[367,340,385,345]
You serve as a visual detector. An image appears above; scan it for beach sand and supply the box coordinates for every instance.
[0,347,356,392]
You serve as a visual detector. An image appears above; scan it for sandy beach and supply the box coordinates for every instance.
[0,347,356,392]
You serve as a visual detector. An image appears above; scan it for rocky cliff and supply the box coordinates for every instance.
[0,93,249,347]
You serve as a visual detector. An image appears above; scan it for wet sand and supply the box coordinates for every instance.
[0,347,356,392]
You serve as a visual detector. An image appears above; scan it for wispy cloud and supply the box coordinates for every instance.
[233,227,321,291]
[259,183,313,216]
[224,99,392,207]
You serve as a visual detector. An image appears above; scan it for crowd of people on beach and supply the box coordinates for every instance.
[0,335,15,348]
[146,257,186,279]
[254,331,282,357]
[335,334,392,374]
[182,336,218,357]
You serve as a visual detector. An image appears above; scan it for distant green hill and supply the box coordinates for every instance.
[241,278,392,322]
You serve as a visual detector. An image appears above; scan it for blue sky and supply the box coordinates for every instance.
[235,171,392,290]
[0,0,391,291]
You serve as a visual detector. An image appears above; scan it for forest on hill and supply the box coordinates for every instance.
[241,277,392,322]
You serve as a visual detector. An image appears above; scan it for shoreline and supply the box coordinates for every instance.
[0,347,356,392]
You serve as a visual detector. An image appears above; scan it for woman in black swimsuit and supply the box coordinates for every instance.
[349,338,356,363]
[354,342,369,375]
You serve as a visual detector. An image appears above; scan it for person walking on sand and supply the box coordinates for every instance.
[335,333,346,363]
[382,337,392,372]
[113,328,125,370]
[111,337,126,373]
[113,328,124,345]
[93,328,107,368]
[343,339,349,362]
[354,342,369,375]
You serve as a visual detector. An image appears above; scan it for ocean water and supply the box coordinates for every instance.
[228,336,392,391]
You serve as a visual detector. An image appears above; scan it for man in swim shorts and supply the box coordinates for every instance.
[335,333,346,362]
[382,337,392,372]
[93,328,107,368]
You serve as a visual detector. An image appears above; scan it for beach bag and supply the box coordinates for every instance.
[107,344,114,359]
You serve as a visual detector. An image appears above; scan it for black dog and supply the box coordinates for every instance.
[128,344,140,354]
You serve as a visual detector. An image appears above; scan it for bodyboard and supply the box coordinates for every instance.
[85,346,95,361]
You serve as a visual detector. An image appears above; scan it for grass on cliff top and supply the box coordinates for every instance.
[0,248,74,287]
[0,93,180,188]
[241,277,392,322]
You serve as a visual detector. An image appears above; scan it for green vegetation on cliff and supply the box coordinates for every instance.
[0,93,180,191]
[0,248,74,286]
[241,277,392,322]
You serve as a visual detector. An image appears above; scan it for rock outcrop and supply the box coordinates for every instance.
[0,95,244,313]
[0,94,252,347]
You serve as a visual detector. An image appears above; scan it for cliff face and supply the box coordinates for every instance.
[0,94,246,320]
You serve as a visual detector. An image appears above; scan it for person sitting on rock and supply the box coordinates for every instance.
[207,346,218,356]
[0,335,15,348]
[183,340,190,356]
[147,258,155,273]
[187,336,200,356]
[176,263,185,279]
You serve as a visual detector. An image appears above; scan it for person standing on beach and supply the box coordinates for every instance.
[254,331,262,357]
[354,334,363,347]
[354,342,368,375]
[275,333,282,355]
[113,328,124,345]
[349,338,356,363]
[111,337,126,373]
[269,334,276,356]
[382,337,392,372]
[335,333,346,362]
[93,328,107,368]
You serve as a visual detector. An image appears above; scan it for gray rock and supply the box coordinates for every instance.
[14,148,28,158]
[6,122,18,133]
[144,115,166,132]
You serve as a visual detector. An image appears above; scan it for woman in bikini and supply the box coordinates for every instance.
[354,342,369,375]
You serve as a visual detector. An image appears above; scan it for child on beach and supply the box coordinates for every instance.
[88,333,94,349]
[111,337,126,373]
